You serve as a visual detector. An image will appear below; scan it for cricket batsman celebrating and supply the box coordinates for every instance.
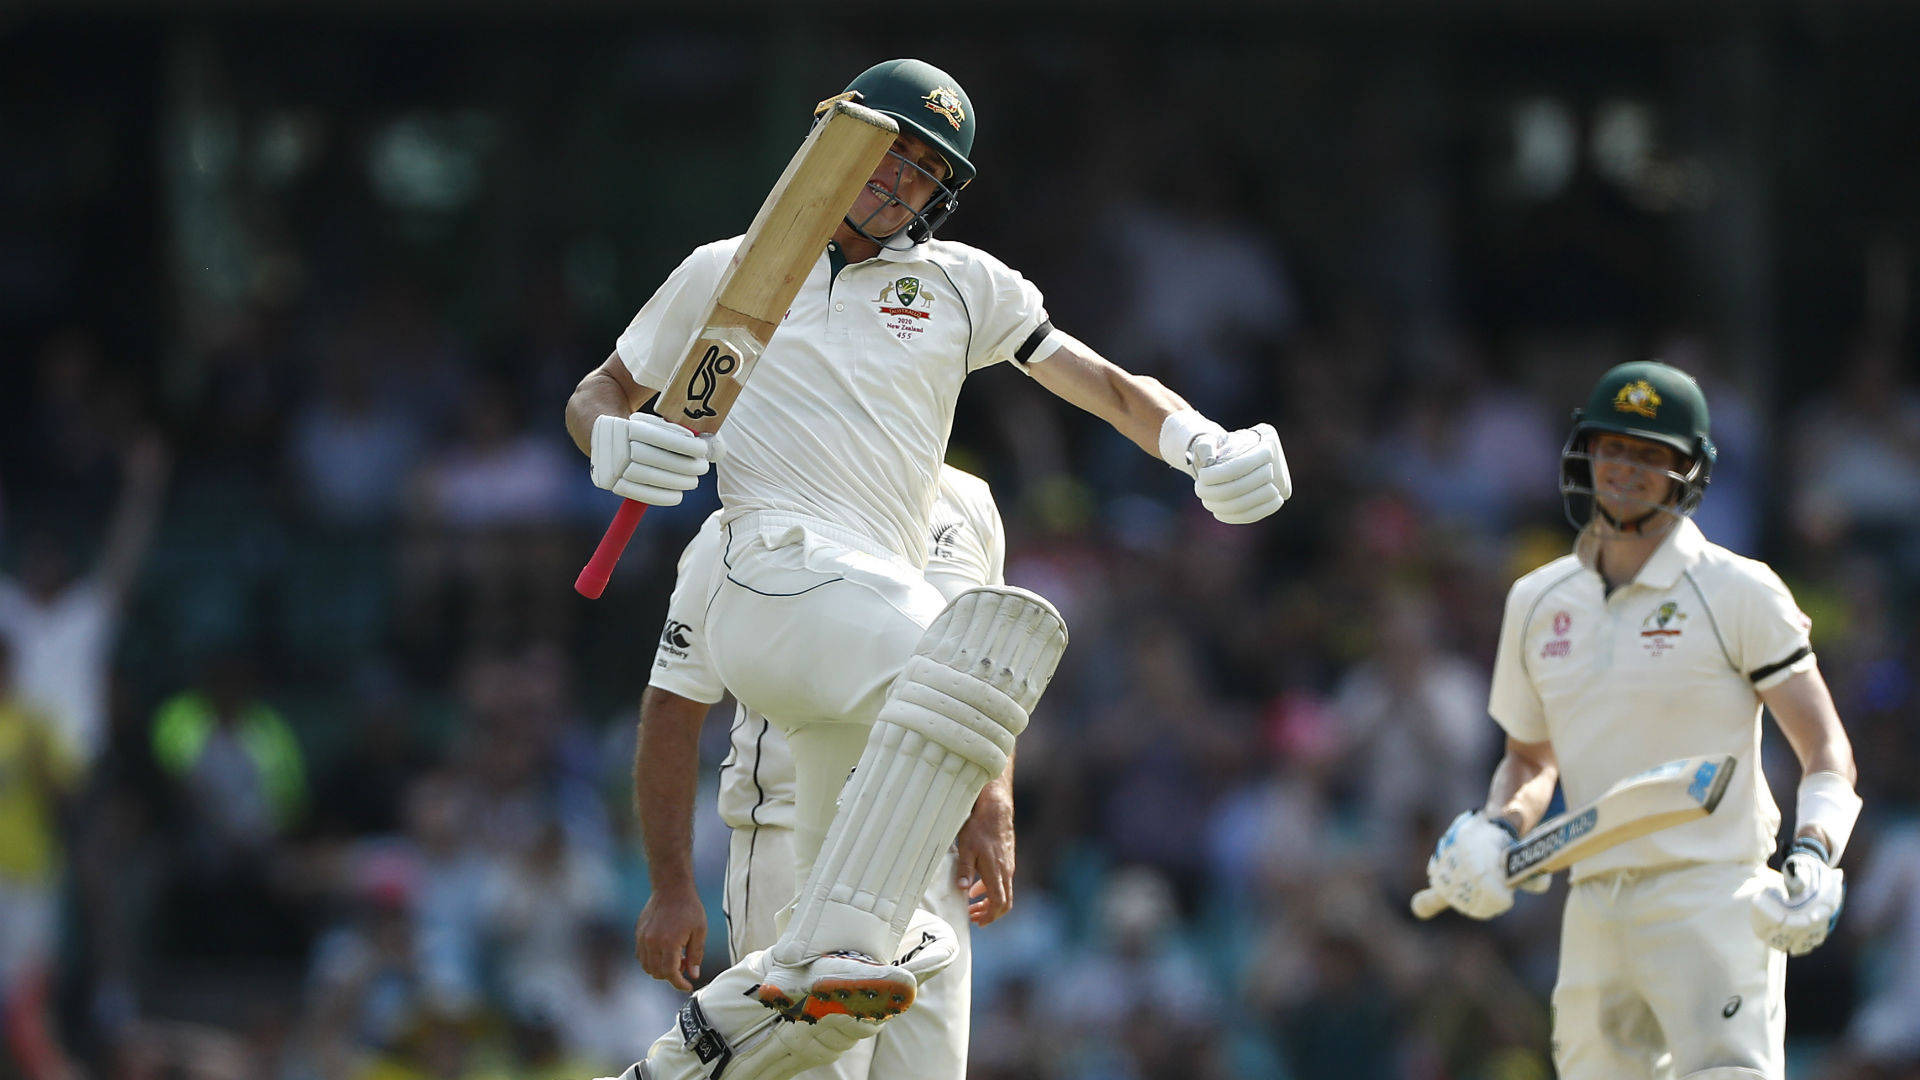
[565,60,1291,1080]
[1422,361,1861,1079]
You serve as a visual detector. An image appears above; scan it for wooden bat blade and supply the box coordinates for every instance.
[656,100,897,433]
[573,101,897,598]
[1411,755,1736,920]
[1503,755,1734,882]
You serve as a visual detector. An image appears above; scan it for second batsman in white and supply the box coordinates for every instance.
[633,465,1011,1080]
[564,60,1290,1080]
[1424,361,1861,1080]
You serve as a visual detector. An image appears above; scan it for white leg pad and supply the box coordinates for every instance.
[773,586,1066,965]
[617,910,962,1080]
[623,950,869,1080]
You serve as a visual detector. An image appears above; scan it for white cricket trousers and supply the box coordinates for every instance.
[726,826,973,1080]
[704,512,950,883]
[1553,862,1786,1080]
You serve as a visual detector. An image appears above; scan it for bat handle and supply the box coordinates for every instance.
[1410,887,1450,920]
[575,499,648,598]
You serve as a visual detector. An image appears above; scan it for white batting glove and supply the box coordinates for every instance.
[1751,837,1846,955]
[589,411,711,506]
[1426,810,1519,920]
[1191,424,1290,523]
[1157,410,1291,524]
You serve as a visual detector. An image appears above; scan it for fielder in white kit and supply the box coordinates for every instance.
[1422,361,1862,1080]
[633,466,1010,1080]
[564,59,1291,1080]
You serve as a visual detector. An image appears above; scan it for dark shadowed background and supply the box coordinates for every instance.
[2,3,1918,1079]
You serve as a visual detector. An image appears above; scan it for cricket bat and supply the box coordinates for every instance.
[574,99,898,599]
[1411,754,1735,920]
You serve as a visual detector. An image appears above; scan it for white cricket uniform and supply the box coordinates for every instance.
[618,235,1051,885]
[1488,517,1817,1080]
[649,466,1006,1080]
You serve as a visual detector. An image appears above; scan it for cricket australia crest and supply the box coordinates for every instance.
[876,277,934,340]
[923,86,966,131]
[1613,379,1663,418]
[1639,600,1687,656]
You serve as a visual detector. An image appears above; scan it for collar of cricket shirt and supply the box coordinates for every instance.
[1635,516,1708,589]
[1572,515,1707,591]
[876,228,924,260]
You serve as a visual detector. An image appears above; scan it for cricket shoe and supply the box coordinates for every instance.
[753,951,915,1023]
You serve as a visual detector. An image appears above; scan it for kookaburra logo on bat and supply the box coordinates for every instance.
[681,344,738,420]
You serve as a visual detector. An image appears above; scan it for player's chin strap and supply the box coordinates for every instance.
[841,163,956,248]
[1592,500,1678,536]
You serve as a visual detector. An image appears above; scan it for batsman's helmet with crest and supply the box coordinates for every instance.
[827,59,975,244]
[1560,360,1717,530]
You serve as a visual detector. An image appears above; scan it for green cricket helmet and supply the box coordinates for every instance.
[832,58,975,244]
[1559,360,1717,531]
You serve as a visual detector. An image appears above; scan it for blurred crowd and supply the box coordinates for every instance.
[5,17,1920,1080]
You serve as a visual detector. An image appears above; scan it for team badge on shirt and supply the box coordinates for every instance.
[1639,600,1687,656]
[930,521,963,560]
[876,277,935,340]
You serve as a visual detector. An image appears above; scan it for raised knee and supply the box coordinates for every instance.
[880,586,1067,768]
[915,586,1067,710]
[925,586,1066,707]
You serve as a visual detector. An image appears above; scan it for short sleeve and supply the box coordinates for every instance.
[1488,581,1550,744]
[615,242,733,393]
[945,245,1050,374]
[1735,563,1816,692]
[648,513,727,704]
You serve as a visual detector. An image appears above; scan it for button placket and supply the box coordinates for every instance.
[824,270,854,343]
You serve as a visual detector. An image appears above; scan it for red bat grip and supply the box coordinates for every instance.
[575,499,648,598]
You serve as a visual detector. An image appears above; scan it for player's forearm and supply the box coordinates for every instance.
[1484,738,1559,834]
[569,372,631,454]
[1029,335,1191,456]
[99,436,169,596]
[970,748,1014,820]
[568,354,656,454]
[1762,667,1857,786]
[633,687,705,893]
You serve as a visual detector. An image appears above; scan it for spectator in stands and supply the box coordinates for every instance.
[0,431,169,772]
[0,637,81,1080]
[152,654,308,863]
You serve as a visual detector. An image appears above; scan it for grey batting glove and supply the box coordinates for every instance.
[1751,837,1845,955]
[1426,810,1519,920]
[590,411,710,506]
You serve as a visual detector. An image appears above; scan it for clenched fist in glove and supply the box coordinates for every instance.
[1158,410,1292,524]
[1751,837,1845,956]
[1426,810,1523,920]
[590,411,712,506]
